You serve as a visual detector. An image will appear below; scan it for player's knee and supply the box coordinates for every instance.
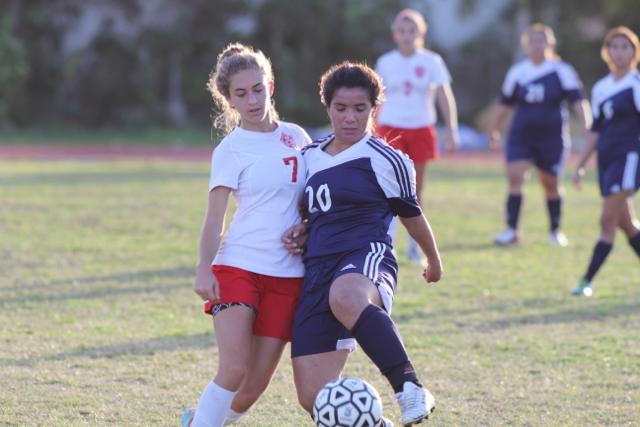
[328,284,359,317]
[217,363,249,390]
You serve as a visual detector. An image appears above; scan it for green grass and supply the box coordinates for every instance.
[1,159,638,426]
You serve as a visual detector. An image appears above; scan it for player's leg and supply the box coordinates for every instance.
[573,191,628,296]
[495,159,530,245]
[191,266,260,427]
[292,350,351,413]
[227,275,301,419]
[618,197,640,257]
[192,306,255,427]
[329,272,434,425]
[538,169,568,246]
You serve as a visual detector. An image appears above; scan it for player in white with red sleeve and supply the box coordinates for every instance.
[182,43,310,427]
[375,8,460,261]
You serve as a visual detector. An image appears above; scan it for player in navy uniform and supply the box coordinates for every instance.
[571,27,640,296]
[489,24,591,246]
[284,62,442,426]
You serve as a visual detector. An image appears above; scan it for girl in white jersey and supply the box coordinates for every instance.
[375,8,460,261]
[571,27,640,296]
[183,43,310,427]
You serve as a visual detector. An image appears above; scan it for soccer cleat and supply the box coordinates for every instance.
[494,228,519,246]
[395,382,436,426]
[571,279,593,297]
[549,230,569,247]
[379,416,394,426]
[181,408,195,427]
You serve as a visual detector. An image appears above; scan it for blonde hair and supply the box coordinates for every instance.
[206,42,278,133]
[601,26,640,70]
[521,23,559,59]
[392,9,427,45]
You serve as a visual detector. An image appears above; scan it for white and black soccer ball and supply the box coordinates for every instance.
[313,377,383,427]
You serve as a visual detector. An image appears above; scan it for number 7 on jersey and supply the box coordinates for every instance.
[283,156,298,183]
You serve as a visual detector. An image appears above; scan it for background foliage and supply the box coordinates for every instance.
[0,0,639,129]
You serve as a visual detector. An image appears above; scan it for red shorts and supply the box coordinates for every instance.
[207,265,303,341]
[375,125,438,163]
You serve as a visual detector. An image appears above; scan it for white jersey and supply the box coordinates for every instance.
[209,121,310,277]
[375,48,451,128]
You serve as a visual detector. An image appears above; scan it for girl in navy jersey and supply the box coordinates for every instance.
[571,27,640,296]
[183,43,310,427]
[489,24,592,247]
[375,8,459,262]
[285,62,442,426]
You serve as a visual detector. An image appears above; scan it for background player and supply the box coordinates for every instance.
[375,8,459,262]
[489,23,591,246]
[285,62,442,426]
[571,26,640,296]
[183,43,310,427]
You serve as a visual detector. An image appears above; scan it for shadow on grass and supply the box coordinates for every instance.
[0,332,213,367]
[0,267,193,305]
[1,170,205,187]
[476,299,639,332]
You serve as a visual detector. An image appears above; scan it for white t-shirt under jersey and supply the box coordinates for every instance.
[375,48,451,129]
[209,121,310,277]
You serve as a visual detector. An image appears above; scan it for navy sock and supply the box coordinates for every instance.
[506,194,522,229]
[629,232,640,257]
[585,240,613,282]
[547,198,561,232]
[350,304,420,393]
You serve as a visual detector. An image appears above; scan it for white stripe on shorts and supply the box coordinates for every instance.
[363,242,385,280]
[623,152,639,191]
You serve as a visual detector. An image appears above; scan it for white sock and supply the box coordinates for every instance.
[223,408,248,426]
[192,381,237,427]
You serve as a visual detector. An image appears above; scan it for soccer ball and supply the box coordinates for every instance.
[313,377,383,427]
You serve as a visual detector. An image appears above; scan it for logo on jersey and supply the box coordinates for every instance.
[340,263,357,271]
[414,65,425,78]
[280,132,296,148]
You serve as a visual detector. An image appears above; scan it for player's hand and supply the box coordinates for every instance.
[282,223,308,255]
[422,258,443,283]
[572,168,584,190]
[444,128,460,152]
[488,130,501,150]
[194,265,219,301]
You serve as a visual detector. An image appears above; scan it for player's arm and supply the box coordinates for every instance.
[572,98,593,137]
[194,186,231,301]
[487,103,513,149]
[572,131,599,190]
[399,214,443,283]
[283,199,308,255]
[435,82,460,151]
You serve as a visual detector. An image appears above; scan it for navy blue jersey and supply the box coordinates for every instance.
[302,133,420,260]
[591,70,640,163]
[501,59,584,135]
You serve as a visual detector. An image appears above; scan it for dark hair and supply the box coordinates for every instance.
[206,42,277,132]
[319,61,384,108]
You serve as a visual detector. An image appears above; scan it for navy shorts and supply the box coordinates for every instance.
[291,242,397,358]
[598,151,640,197]
[506,129,568,176]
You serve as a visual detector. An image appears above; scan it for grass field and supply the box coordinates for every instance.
[1,158,638,426]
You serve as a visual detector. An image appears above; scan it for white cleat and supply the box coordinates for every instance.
[493,228,519,246]
[549,231,569,247]
[395,382,435,426]
[380,416,394,426]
